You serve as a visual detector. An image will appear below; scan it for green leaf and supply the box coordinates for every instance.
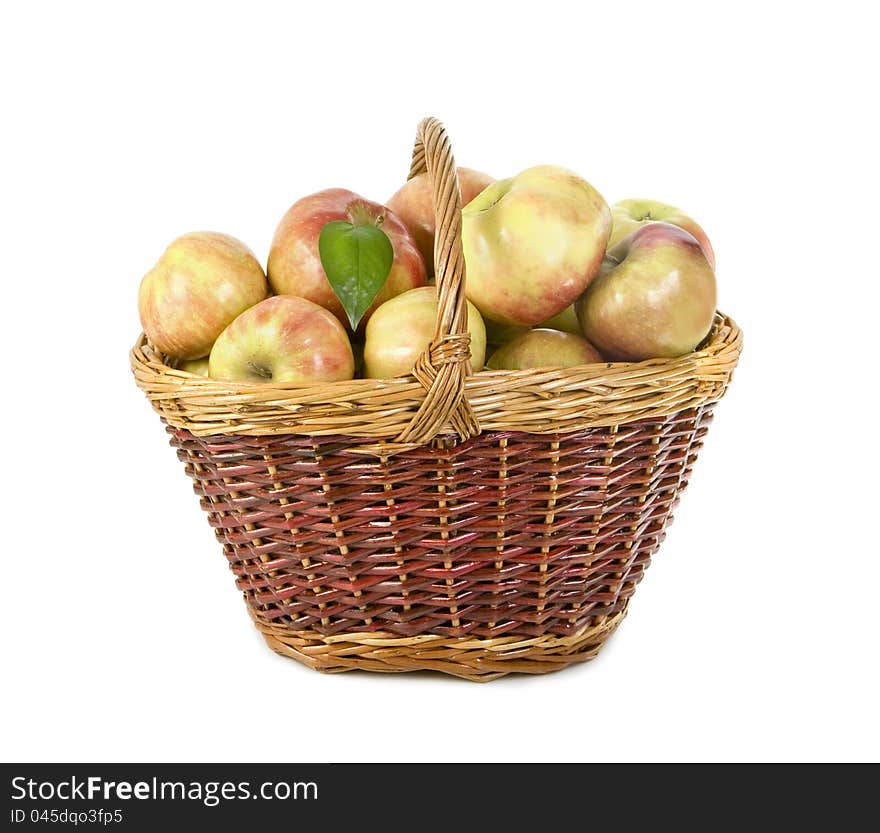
[318,220,394,330]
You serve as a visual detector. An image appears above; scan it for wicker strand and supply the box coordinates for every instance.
[393,118,479,447]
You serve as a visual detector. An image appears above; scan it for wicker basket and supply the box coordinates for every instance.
[131,117,742,681]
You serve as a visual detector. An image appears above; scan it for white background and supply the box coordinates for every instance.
[2,1,877,763]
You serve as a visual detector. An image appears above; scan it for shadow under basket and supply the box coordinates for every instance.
[131,117,742,681]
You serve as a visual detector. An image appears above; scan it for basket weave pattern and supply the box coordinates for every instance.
[173,408,711,637]
[133,118,742,680]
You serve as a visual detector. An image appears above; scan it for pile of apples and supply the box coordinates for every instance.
[137,164,718,383]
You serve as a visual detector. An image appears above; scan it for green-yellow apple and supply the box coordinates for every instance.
[267,189,426,330]
[486,328,603,370]
[209,296,355,383]
[386,167,495,274]
[461,165,611,326]
[538,304,581,335]
[178,356,209,376]
[138,231,268,360]
[363,286,486,378]
[576,222,716,361]
[609,198,715,268]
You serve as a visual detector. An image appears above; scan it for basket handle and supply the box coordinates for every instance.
[392,117,480,446]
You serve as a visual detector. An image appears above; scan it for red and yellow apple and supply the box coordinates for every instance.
[267,189,426,330]
[138,231,268,360]
[386,166,495,273]
[363,286,486,378]
[609,198,715,268]
[576,222,717,361]
[461,166,611,326]
[486,328,603,370]
[209,295,355,383]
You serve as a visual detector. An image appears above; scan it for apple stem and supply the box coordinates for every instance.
[247,361,272,379]
[347,200,384,228]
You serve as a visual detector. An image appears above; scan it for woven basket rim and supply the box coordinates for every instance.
[132,309,739,392]
[130,310,741,444]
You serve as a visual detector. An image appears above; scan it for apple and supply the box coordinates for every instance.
[363,286,486,378]
[576,222,717,361]
[267,188,427,330]
[386,166,495,273]
[178,356,209,376]
[483,317,529,346]
[209,295,355,383]
[609,198,715,268]
[538,304,581,335]
[138,231,268,360]
[486,328,603,370]
[461,165,611,326]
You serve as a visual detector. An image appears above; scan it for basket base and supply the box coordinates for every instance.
[251,608,628,682]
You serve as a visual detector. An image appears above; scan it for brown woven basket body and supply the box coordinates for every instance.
[131,118,742,681]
